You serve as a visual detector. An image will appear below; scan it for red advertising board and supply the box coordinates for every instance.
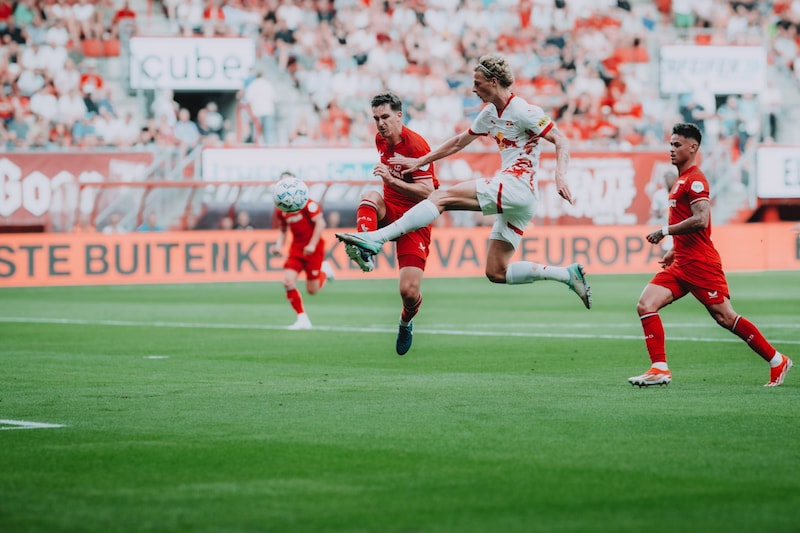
[0,152,154,231]
[1,224,797,288]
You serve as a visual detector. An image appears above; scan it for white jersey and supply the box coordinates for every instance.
[469,94,553,190]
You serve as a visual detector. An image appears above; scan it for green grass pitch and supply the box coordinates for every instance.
[2,271,799,532]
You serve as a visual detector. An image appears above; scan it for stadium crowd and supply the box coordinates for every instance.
[0,0,798,153]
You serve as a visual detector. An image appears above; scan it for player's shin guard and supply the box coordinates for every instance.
[286,287,304,314]
[731,315,778,362]
[401,294,422,324]
[640,312,667,365]
[356,200,379,232]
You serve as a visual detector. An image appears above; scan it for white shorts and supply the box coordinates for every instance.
[475,172,538,249]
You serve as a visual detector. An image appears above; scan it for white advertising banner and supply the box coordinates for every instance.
[129,37,256,90]
[756,146,800,199]
[201,147,379,182]
[659,45,767,95]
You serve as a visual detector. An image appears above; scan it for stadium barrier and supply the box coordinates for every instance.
[1,223,798,287]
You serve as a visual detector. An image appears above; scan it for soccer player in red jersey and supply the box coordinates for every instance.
[629,122,792,387]
[345,91,438,355]
[272,172,334,330]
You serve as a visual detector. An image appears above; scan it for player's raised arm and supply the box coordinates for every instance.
[543,125,572,205]
[389,130,478,172]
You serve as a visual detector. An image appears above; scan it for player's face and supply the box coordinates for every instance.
[669,134,697,168]
[473,71,495,102]
[372,104,403,141]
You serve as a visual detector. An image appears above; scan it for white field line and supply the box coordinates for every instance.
[1,316,799,345]
[0,419,66,430]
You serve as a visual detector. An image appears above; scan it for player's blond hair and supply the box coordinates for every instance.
[475,54,514,88]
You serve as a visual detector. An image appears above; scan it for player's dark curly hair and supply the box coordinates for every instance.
[673,122,702,145]
[371,91,403,111]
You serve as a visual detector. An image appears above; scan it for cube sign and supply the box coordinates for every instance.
[129,37,256,91]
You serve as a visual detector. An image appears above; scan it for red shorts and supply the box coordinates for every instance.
[382,202,431,270]
[284,243,325,280]
[651,261,730,306]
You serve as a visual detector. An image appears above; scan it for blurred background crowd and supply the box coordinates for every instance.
[1,0,799,155]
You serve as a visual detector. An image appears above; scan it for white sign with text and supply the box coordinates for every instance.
[129,37,256,90]
[757,146,800,199]
[659,45,767,95]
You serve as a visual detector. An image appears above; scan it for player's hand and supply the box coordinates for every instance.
[303,244,315,255]
[555,178,574,205]
[646,228,665,244]
[373,163,393,181]
[389,155,421,172]
[658,249,675,268]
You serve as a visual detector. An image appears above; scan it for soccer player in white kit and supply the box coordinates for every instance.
[337,53,591,309]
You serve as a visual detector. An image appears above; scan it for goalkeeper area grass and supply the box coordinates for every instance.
[2,271,799,532]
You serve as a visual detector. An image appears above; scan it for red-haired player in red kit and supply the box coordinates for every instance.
[343,91,438,355]
[272,172,334,330]
[629,122,792,387]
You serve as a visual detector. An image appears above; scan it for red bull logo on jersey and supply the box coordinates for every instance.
[495,133,517,150]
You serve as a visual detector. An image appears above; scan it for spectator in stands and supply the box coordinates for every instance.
[112,1,137,36]
[71,112,96,146]
[49,120,72,147]
[54,57,80,96]
[73,213,96,233]
[174,107,201,150]
[137,212,163,232]
[0,0,13,31]
[79,60,104,98]
[16,65,45,97]
[151,88,178,125]
[57,86,87,127]
[72,0,96,39]
[219,215,234,231]
[29,84,58,123]
[218,215,234,230]
[204,101,225,136]
[241,70,277,145]
[176,0,204,36]
[202,0,228,37]
[234,210,254,230]
[102,212,126,234]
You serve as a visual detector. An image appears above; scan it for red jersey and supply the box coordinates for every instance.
[375,126,438,213]
[275,199,324,256]
[669,164,723,274]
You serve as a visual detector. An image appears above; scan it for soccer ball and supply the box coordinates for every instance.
[272,177,309,213]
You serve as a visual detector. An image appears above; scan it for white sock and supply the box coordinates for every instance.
[368,199,441,243]
[506,262,570,285]
[769,352,783,367]
[652,362,669,371]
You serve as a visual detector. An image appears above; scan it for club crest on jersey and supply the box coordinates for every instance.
[691,181,705,193]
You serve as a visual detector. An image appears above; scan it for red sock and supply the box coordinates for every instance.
[401,294,422,323]
[731,315,776,362]
[318,272,327,290]
[640,313,666,365]
[286,288,304,314]
[356,200,379,232]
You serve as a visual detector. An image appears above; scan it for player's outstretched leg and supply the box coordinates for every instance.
[344,243,375,272]
[566,263,592,309]
[396,322,413,356]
